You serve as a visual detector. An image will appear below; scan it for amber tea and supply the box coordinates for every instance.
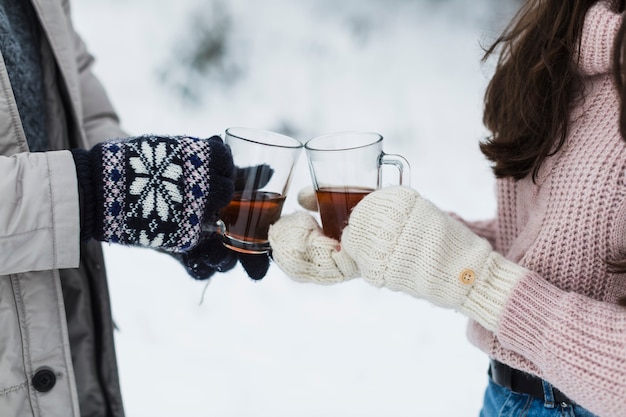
[219,191,286,246]
[315,186,374,240]
[304,132,410,241]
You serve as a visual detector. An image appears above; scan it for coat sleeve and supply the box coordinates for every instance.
[64,0,128,148]
[74,37,128,147]
[0,150,81,275]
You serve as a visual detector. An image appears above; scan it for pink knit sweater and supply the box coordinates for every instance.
[464,2,626,416]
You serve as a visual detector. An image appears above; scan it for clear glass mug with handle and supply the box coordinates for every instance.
[305,131,410,241]
[209,127,303,254]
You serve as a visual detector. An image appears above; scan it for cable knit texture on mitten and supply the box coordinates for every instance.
[268,211,359,283]
[341,186,528,331]
[72,135,233,252]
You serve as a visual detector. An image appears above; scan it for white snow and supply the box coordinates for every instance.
[71,0,516,415]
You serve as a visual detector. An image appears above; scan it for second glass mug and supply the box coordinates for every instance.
[305,131,410,241]
[207,127,303,254]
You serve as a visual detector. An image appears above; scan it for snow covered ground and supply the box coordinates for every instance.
[72,0,516,415]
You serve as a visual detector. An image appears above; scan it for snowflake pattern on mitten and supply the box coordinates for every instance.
[95,136,213,252]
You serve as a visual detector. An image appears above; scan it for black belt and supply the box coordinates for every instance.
[489,359,575,405]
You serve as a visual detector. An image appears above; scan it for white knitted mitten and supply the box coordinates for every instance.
[341,186,528,331]
[270,186,528,331]
[296,186,318,211]
[268,211,358,283]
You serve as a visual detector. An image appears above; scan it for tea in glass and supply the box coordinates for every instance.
[315,186,374,240]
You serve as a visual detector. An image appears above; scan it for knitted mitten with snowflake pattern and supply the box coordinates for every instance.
[71,135,234,253]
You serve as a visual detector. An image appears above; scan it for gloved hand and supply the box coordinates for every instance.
[268,186,528,332]
[169,230,238,279]
[296,186,318,211]
[72,134,272,281]
[71,134,234,252]
[268,211,359,284]
[177,163,274,281]
[168,228,270,281]
[70,135,238,281]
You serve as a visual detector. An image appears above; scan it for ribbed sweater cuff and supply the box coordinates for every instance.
[462,252,527,332]
[70,148,95,242]
[496,272,562,367]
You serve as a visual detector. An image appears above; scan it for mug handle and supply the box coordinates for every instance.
[379,152,411,186]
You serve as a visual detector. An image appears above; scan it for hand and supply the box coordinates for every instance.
[296,186,318,211]
[219,163,274,279]
[169,231,270,281]
[169,231,238,280]
[174,158,275,280]
[269,186,527,331]
[173,162,275,281]
[268,211,358,284]
[71,135,234,252]
[72,135,273,281]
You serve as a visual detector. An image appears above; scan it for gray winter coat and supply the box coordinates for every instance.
[0,0,127,416]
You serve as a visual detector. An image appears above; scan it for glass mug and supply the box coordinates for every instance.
[213,127,303,254]
[305,132,410,241]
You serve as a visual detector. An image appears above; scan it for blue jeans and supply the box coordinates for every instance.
[480,379,598,417]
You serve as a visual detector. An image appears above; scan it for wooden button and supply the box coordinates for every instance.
[459,269,476,285]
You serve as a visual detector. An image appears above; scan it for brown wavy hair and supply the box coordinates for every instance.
[480,0,626,305]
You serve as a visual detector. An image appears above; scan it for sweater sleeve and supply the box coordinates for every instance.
[578,0,623,77]
[497,272,626,417]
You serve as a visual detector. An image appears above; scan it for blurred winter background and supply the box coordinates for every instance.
[72,0,520,415]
